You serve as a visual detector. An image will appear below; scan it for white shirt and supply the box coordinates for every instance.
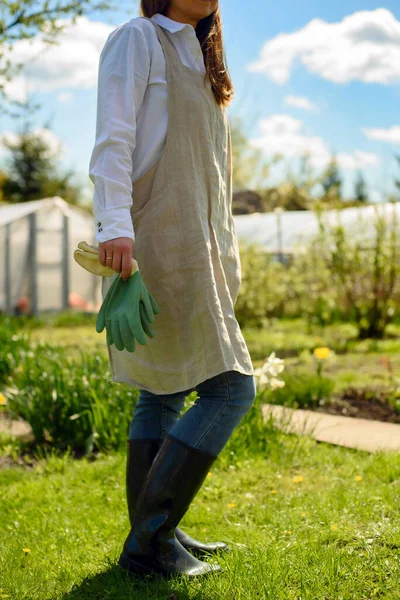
[88,13,206,243]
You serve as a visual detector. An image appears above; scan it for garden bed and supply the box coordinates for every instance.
[317,388,400,424]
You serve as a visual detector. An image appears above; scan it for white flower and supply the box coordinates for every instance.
[270,378,285,390]
[254,353,285,390]
[265,352,285,377]
[258,373,270,386]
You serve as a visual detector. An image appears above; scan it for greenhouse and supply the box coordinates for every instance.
[0,197,100,315]
[235,201,400,257]
[1,197,399,315]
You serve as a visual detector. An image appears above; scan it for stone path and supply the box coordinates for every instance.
[263,404,400,453]
[0,414,33,441]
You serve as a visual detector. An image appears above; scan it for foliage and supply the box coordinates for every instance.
[0,315,31,384]
[235,242,287,328]
[354,170,368,203]
[0,0,117,115]
[1,107,82,204]
[320,154,343,203]
[395,154,400,198]
[318,204,400,338]
[5,343,139,455]
[236,204,400,338]
[261,154,320,211]
[263,369,335,409]
[230,115,281,192]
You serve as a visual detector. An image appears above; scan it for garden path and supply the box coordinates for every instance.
[263,405,400,453]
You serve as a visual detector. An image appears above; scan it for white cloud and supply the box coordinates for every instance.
[248,9,400,85]
[336,151,379,169]
[249,114,379,170]
[0,128,65,160]
[362,125,400,144]
[284,95,318,111]
[57,92,74,104]
[1,15,113,101]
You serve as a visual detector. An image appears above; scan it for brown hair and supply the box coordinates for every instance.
[139,1,234,107]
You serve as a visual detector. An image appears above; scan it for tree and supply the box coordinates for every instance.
[0,0,120,115]
[261,154,320,212]
[320,154,343,204]
[1,99,81,205]
[230,115,281,193]
[394,154,400,198]
[354,170,368,203]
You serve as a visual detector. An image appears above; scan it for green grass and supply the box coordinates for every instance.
[26,317,400,404]
[1,433,400,599]
[27,317,400,359]
[2,314,400,597]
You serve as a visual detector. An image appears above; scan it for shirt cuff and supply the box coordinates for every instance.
[94,207,135,243]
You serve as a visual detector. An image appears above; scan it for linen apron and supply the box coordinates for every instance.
[101,17,254,394]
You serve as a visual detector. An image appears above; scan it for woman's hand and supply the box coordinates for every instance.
[98,237,135,281]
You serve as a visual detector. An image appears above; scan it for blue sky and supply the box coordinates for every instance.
[1,0,399,203]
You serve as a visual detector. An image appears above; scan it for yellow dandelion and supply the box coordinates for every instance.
[0,393,6,406]
[271,489,278,494]
[206,472,212,478]
[22,548,31,554]
[355,475,363,482]
[314,347,331,360]
[284,530,292,535]
[227,503,236,509]
[301,512,307,518]
[293,475,304,483]
[331,524,338,531]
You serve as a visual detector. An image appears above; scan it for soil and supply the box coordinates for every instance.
[315,388,400,424]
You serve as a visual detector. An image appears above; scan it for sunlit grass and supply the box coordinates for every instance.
[1,434,399,599]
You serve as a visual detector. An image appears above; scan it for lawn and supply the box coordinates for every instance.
[1,432,400,599]
[29,316,400,404]
[2,314,400,598]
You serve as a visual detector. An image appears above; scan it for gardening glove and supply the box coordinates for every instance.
[73,241,128,277]
[96,270,160,352]
[73,240,160,352]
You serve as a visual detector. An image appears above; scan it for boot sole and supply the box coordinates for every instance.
[118,551,222,579]
[185,545,230,558]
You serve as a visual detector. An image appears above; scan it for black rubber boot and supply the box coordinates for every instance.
[126,438,228,557]
[118,435,223,578]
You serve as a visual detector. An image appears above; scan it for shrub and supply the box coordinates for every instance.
[236,203,400,338]
[263,370,335,410]
[235,242,287,328]
[6,344,139,455]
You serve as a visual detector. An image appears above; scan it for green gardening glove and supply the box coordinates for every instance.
[96,271,160,352]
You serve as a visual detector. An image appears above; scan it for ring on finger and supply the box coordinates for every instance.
[106,256,113,262]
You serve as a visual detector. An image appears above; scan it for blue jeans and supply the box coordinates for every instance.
[128,370,257,457]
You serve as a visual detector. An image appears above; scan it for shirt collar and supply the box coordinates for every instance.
[151,13,196,34]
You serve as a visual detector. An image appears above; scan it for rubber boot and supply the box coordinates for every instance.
[126,439,228,557]
[118,435,222,578]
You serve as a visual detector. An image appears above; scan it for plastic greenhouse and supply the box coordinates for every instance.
[1,197,399,315]
[0,197,100,316]
[234,201,400,258]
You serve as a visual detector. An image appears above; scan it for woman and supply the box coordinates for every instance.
[88,0,256,579]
